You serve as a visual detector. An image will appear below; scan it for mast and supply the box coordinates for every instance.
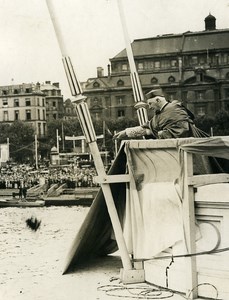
[45,0,132,272]
[117,0,148,125]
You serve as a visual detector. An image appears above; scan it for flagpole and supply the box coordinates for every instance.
[56,129,59,153]
[35,134,38,170]
[46,0,132,273]
[102,120,106,149]
[117,0,148,126]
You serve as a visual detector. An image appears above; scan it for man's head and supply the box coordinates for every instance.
[145,89,167,113]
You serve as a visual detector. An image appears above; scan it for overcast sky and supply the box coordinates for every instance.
[0,0,228,99]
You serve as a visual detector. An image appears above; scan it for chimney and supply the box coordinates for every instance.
[107,64,111,78]
[205,13,216,30]
[97,67,104,78]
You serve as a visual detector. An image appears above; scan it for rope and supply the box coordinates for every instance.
[133,246,229,263]
[97,284,174,299]
[98,281,221,300]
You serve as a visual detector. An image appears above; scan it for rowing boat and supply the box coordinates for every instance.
[0,198,45,207]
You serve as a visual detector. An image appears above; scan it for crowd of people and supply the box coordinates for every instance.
[0,163,100,190]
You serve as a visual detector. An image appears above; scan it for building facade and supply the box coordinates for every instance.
[83,14,229,121]
[0,82,47,136]
[40,81,64,121]
[0,81,66,136]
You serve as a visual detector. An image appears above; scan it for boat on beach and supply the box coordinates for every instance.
[0,197,45,207]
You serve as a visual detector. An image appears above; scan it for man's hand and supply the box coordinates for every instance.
[113,130,127,140]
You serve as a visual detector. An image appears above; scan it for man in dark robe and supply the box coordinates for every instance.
[113,88,208,140]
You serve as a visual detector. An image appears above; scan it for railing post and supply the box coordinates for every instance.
[182,151,198,299]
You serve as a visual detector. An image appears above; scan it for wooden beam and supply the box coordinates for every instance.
[188,173,229,186]
[182,151,198,299]
[94,174,130,184]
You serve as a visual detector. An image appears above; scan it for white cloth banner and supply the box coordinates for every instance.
[124,180,184,259]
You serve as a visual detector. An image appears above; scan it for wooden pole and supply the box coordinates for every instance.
[117,0,148,125]
[62,122,65,151]
[46,0,132,271]
[56,129,59,153]
[7,137,10,161]
[35,134,38,170]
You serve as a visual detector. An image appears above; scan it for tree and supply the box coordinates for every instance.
[0,121,35,163]
[195,115,215,136]
[213,109,229,136]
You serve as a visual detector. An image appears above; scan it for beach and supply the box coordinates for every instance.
[0,205,189,300]
[0,206,123,300]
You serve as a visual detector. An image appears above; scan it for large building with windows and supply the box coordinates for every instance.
[0,81,66,136]
[83,14,229,120]
[0,82,47,136]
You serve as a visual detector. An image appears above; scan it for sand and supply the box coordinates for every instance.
[0,206,187,300]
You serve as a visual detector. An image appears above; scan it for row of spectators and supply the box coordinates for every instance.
[0,163,100,189]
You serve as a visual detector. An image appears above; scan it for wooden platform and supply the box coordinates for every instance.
[62,137,229,299]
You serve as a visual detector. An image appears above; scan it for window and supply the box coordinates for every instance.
[168,76,175,83]
[38,123,41,136]
[38,109,40,120]
[43,109,46,120]
[117,79,124,86]
[42,98,45,106]
[151,77,158,84]
[26,110,31,120]
[161,60,170,68]
[212,54,219,65]
[25,88,31,93]
[53,114,57,119]
[138,62,144,70]
[154,61,161,69]
[14,89,19,94]
[2,99,8,106]
[3,111,8,121]
[145,61,154,69]
[51,90,56,96]
[118,109,125,117]
[14,99,19,107]
[222,53,229,64]
[197,72,204,82]
[93,98,98,105]
[2,90,7,95]
[199,56,206,64]
[116,96,125,105]
[171,60,177,68]
[15,110,19,120]
[52,101,56,108]
[37,98,40,106]
[190,56,198,65]
[121,63,128,71]
[93,82,100,88]
[94,112,99,120]
[197,106,206,116]
[197,91,204,100]
[25,98,31,106]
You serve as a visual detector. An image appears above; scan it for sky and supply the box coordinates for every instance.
[0,0,228,99]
